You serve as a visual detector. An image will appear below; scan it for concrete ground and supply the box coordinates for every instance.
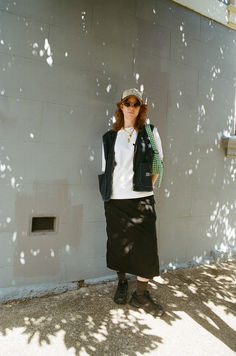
[0,260,235,356]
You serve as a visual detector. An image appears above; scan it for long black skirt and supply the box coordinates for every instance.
[104,195,160,279]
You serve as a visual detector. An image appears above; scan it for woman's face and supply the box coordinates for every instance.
[120,95,141,120]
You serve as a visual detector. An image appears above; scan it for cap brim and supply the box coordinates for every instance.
[121,95,142,103]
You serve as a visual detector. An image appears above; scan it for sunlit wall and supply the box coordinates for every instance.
[0,0,235,297]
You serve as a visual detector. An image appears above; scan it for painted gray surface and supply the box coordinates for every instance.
[0,0,235,300]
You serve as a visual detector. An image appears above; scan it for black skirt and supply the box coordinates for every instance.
[104,195,160,279]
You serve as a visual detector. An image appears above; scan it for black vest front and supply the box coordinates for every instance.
[98,125,154,202]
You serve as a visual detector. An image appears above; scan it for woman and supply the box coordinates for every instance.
[98,88,164,317]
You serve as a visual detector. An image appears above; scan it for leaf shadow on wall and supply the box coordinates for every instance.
[13,180,83,278]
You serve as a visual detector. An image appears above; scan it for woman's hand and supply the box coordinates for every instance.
[152,174,159,186]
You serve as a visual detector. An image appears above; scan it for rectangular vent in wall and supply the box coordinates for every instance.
[31,216,56,233]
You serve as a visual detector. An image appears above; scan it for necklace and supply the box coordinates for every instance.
[123,127,135,143]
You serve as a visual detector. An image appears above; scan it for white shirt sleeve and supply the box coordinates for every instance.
[102,143,106,172]
[153,127,163,160]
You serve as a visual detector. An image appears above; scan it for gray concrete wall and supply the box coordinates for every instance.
[0,0,235,300]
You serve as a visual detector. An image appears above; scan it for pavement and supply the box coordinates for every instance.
[0,260,235,356]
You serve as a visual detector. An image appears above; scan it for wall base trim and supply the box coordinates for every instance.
[1,249,235,304]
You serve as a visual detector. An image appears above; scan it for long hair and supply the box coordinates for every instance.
[113,100,148,132]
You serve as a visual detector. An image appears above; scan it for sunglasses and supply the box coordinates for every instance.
[123,101,141,108]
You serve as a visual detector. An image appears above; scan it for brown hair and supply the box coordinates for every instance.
[113,99,148,132]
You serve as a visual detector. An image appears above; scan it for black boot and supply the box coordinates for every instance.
[129,290,164,317]
[114,279,128,304]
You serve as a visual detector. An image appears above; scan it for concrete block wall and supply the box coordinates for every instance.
[0,0,235,300]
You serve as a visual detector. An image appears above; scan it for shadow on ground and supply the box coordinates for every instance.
[0,260,235,355]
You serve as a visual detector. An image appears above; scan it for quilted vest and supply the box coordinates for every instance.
[98,125,154,202]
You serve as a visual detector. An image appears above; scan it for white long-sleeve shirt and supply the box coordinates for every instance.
[102,126,163,199]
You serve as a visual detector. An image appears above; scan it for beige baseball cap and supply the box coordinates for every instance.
[121,88,143,103]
